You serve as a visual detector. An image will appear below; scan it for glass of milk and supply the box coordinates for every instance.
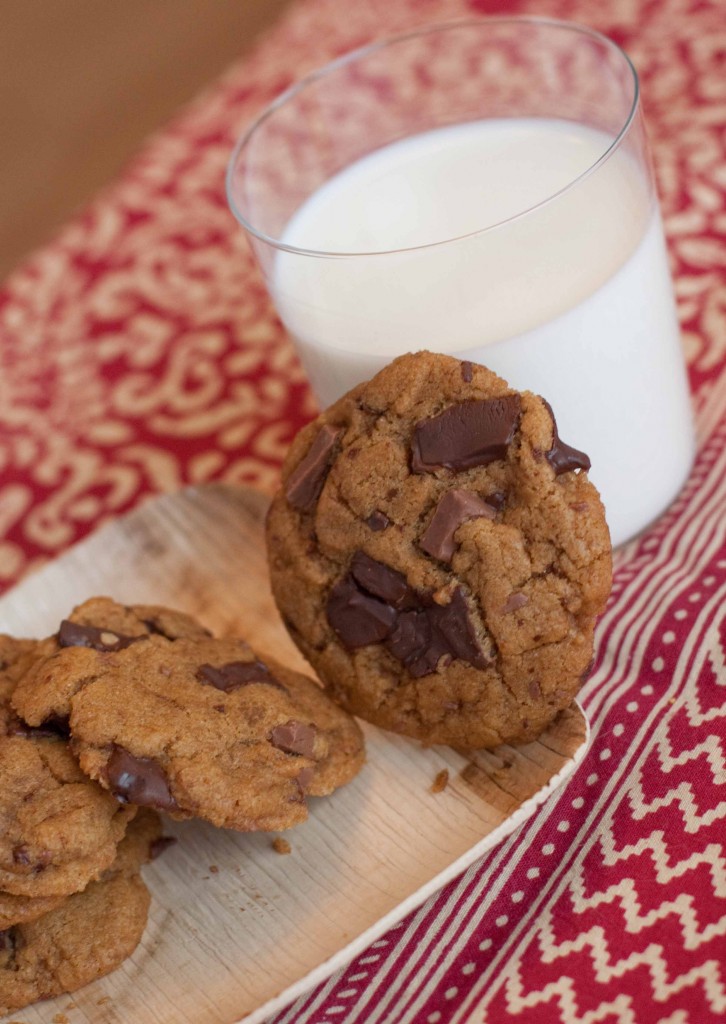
[227,17,694,546]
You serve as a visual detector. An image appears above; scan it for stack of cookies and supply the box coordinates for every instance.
[0,599,365,1016]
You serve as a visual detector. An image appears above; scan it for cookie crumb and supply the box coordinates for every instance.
[272,837,292,855]
[96,996,112,1006]
[53,1014,70,1024]
[431,769,449,793]
[209,864,219,874]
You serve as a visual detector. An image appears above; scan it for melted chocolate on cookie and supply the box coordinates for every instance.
[326,552,490,677]
[285,424,342,511]
[105,746,179,811]
[196,661,287,693]
[542,399,591,475]
[420,489,497,563]
[58,621,143,653]
[411,396,521,473]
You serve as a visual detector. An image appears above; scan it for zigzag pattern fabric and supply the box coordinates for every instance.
[0,0,723,1021]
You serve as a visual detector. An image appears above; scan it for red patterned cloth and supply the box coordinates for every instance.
[1,0,724,1021]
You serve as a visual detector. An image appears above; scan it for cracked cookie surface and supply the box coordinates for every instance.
[266,351,612,749]
[0,809,161,1017]
[10,596,211,731]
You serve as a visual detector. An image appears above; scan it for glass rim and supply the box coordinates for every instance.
[226,15,641,259]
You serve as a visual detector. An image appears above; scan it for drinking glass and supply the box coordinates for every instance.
[227,17,694,546]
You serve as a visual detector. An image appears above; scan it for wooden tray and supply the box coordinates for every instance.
[0,484,589,1024]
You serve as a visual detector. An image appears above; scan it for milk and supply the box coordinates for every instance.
[272,119,694,545]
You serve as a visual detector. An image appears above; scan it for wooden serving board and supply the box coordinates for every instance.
[0,484,589,1024]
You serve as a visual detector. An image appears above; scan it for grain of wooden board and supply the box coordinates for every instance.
[0,484,589,1024]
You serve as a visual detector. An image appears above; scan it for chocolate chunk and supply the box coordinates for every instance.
[486,490,507,511]
[386,610,441,677]
[5,714,27,738]
[328,566,488,674]
[542,400,591,475]
[149,836,178,860]
[7,714,69,740]
[327,577,396,648]
[196,660,287,693]
[269,720,317,758]
[429,589,490,670]
[350,551,413,608]
[366,510,391,532]
[461,360,474,383]
[501,592,529,614]
[140,617,167,636]
[141,616,212,639]
[58,620,143,653]
[382,589,489,675]
[12,845,32,866]
[40,714,71,738]
[411,396,521,473]
[0,928,18,956]
[296,766,315,791]
[285,424,342,512]
[385,609,428,664]
[385,588,489,677]
[420,489,497,562]
[105,746,178,811]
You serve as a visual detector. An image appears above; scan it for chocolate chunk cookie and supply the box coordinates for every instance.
[11,596,210,730]
[16,630,364,831]
[266,351,612,749]
[0,809,161,1017]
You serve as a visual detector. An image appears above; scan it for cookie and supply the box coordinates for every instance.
[11,596,210,729]
[15,629,364,831]
[266,351,612,749]
[0,726,135,899]
[0,809,161,1017]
